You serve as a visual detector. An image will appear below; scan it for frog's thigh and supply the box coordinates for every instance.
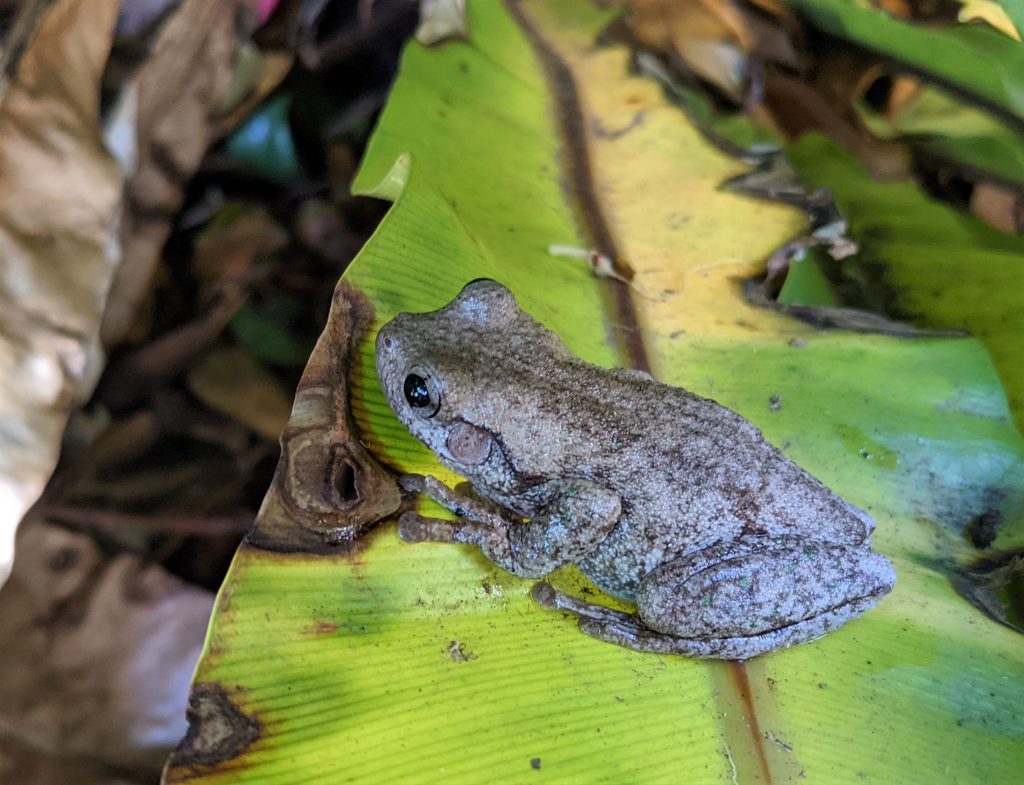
[636,538,894,642]
[578,595,882,659]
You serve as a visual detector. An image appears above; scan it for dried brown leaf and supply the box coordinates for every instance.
[627,0,800,83]
[100,206,286,410]
[0,520,213,773]
[101,0,254,346]
[970,181,1024,234]
[0,0,124,586]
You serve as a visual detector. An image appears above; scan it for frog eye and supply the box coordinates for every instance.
[403,371,441,418]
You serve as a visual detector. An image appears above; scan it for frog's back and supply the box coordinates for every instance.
[550,359,873,600]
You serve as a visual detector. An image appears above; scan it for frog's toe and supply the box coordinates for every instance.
[530,582,558,607]
[397,511,432,542]
[399,474,426,493]
[531,584,637,624]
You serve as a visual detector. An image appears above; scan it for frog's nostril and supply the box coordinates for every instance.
[382,334,394,350]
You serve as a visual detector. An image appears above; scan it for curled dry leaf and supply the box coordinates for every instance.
[970,181,1024,234]
[0,0,124,587]
[247,282,401,552]
[101,0,260,346]
[416,0,469,47]
[627,0,800,102]
[0,520,213,773]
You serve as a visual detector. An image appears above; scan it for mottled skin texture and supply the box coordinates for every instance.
[376,281,895,659]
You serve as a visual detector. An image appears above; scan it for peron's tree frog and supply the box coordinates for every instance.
[375,280,895,659]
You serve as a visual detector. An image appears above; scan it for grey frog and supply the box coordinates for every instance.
[375,280,895,659]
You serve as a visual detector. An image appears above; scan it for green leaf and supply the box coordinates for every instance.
[787,132,1024,431]
[777,248,841,307]
[786,0,1024,125]
[230,300,316,367]
[855,88,1024,185]
[168,3,1024,784]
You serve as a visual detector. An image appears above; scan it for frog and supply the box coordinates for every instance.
[375,280,895,659]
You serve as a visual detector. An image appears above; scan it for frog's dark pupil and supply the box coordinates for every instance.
[404,374,432,408]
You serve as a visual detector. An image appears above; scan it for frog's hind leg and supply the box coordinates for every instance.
[532,535,895,659]
[530,582,636,625]
[530,582,749,658]
[532,580,884,660]
[575,595,882,659]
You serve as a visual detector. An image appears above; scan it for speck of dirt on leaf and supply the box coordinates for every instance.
[531,758,542,770]
[769,394,782,411]
[789,337,807,348]
[448,640,478,662]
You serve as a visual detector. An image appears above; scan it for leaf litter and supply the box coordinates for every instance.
[0,0,414,780]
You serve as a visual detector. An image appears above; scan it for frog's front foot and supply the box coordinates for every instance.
[401,474,511,529]
[398,510,505,550]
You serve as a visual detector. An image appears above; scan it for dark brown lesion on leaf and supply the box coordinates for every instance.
[163,683,261,780]
[503,0,650,375]
[952,550,1024,635]
[966,508,1004,550]
[246,282,402,553]
[728,155,970,336]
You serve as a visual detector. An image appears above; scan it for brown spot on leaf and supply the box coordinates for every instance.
[302,619,340,636]
[952,549,1024,634]
[163,683,260,778]
[724,663,774,785]
[965,508,1003,550]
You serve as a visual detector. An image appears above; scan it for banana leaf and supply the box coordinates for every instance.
[164,2,1024,784]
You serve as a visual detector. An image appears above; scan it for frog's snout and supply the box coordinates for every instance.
[376,318,400,353]
[375,317,406,371]
[374,323,403,406]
